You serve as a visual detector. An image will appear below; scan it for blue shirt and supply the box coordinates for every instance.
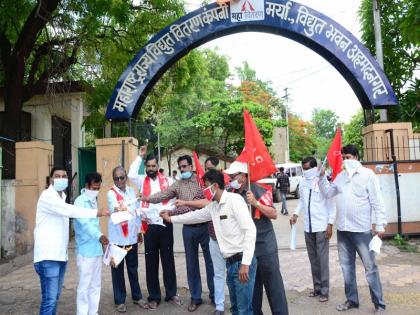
[107,185,140,246]
[73,190,103,257]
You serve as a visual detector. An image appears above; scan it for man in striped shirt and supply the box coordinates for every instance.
[319,144,387,314]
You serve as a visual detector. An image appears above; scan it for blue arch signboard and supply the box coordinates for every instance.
[106,0,398,120]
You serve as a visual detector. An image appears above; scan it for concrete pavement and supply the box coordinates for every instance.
[1,200,419,314]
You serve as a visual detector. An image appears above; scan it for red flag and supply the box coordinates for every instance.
[327,128,343,180]
[236,110,277,182]
[192,151,205,187]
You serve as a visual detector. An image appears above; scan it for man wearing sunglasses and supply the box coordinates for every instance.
[141,155,215,312]
[107,166,147,313]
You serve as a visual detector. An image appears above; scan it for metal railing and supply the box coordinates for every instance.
[363,134,420,163]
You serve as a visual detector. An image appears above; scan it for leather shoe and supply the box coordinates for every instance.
[188,302,200,312]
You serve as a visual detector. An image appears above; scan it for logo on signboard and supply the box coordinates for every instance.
[231,0,265,23]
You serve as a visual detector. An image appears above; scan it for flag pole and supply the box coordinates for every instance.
[247,162,252,214]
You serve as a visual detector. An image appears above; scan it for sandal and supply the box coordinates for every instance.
[134,299,150,309]
[116,304,127,313]
[308,290,320,297]
[148,300,159,310]
[336,301,358,311]
[319,295,329,302]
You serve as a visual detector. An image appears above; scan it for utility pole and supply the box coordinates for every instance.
[282,87,291,162]
[373,0,388,122]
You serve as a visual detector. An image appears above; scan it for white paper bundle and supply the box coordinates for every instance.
[290,224,297,250]
[103,244,127,267]
[111,211,134,224]
[369,235,382,254]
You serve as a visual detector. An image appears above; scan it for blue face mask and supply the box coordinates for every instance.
[53,178,68,192]
[180,171,192,179]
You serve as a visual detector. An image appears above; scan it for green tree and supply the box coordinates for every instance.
[0,0,185,176]
[311,108,339,139]
[342,110,365,155]
[359,0,419,130]
[310,108,340,158]
[193,99,274,160]
[154,49,231,151]
[288,113,317,162]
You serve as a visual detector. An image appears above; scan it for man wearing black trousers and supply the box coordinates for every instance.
[128,147,180,310]
[225,161,289,315]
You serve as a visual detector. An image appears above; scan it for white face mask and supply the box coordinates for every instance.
[303,167,318,179]
[53,178,68,192]
[229,179,241,190]
[344,159,361,177]
[85,189,99,200]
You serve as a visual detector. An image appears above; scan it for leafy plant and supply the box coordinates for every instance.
[389,234,418,252]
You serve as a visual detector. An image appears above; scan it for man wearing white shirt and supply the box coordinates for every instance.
[161,170,257,315]
[290,157,336,303]
[127,147,180,310]
[107,166,147,313]
[33,167,108,315]
[319,144,387,313]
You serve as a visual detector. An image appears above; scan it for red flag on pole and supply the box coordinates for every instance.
[192,151,205,188]
[236,110,277,182]
[326,128,343,180]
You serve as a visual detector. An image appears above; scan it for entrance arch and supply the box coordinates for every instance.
[105,0,397,120]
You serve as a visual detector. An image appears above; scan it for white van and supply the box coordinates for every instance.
[275,163,303,199]
[257,162,303,201]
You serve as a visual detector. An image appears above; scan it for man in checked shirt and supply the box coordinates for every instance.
[141,155,215,312]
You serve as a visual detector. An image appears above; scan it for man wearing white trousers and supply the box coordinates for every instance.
[74,172,109,315]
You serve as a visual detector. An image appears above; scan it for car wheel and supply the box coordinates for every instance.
[294,185,300,199]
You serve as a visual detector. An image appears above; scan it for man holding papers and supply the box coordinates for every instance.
[128,146,179,310]
[161,169,257,315]
[107,166,147,313]
[74,172,109,315]
[319,144,387,313]
[290,157,336,303]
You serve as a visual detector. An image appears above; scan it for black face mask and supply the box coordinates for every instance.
[146,170,158,178]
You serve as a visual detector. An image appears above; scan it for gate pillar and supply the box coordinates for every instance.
[362,122,414,162]
[15,141,53,255]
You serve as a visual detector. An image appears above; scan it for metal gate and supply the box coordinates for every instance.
[78,147,97,191]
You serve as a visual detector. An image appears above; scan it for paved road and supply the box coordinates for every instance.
[171,198,336,252]
[1,200,419,314]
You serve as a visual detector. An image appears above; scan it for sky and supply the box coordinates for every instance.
[184,0,365,123]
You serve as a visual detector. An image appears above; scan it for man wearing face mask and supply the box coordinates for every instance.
[160,169,257,315]
[74,172,109,315]
[225,161,289,315]
[127,147,180,309]
[319,144,387,314]
[33,167,109,315]
[175,156,230,314]
[290,157,335,303]
[141,155,214,312]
